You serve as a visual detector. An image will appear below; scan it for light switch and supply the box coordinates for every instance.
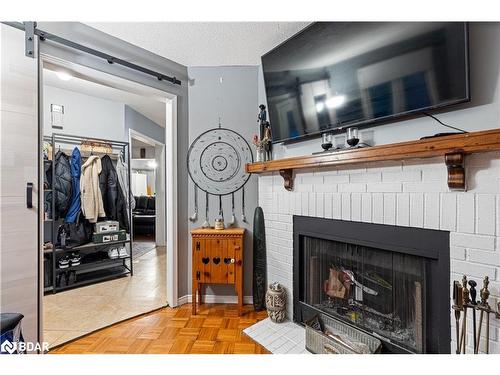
[51,104,64,129]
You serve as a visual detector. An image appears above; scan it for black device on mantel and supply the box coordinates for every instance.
[262,22,470,144]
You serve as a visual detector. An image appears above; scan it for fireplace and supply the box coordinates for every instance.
[293,216,450,353]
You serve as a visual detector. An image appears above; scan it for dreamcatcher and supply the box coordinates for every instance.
[187,126,253,228]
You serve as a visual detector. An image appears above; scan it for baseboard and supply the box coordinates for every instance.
[177,294,189,306]
[177,294,253,306]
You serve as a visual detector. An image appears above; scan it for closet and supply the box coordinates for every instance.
[43,133,134,294]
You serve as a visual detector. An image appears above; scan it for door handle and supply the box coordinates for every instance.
[26,182,33,208]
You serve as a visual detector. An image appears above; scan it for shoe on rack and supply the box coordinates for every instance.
[56,273,63,287]
[107,248,119,259]
[67,270,76,285]
[70,252,81,266]
[56,272,69,287]
[58,256,70,269]
[118,246,128,259]
[62,271,69,287]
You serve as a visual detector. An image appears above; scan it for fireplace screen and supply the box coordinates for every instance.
[301,236,426,353]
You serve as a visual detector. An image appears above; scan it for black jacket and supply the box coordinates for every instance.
[44,160,53,219]
[54,151,72,220]
[99,155,129,232]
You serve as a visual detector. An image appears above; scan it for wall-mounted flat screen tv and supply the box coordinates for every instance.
[262,22,469,143]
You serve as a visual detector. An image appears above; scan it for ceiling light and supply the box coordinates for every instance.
[315,102,325,112]
[55,71,73,81]
[326,95,346,109]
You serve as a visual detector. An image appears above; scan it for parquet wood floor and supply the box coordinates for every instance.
[50,303,270,354]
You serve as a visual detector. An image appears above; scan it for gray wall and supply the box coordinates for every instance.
[132,145,156,159]
[125,105,165,144]
[43,88,166,146]
[187,66,259,298]
[258,22,500,158]
[43,85,125,141]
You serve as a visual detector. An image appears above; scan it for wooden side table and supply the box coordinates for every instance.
[191,228,245,316]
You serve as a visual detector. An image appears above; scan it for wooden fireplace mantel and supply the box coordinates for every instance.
[245,128,500,191]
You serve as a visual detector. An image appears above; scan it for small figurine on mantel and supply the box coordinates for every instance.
[254,104,272,162]
[263,123,272,161]
[258,104,267,138]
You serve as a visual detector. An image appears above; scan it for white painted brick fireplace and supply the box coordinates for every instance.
[258,151,500,354]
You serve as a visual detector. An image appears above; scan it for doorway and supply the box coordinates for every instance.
[40,58,171,348]
[129,130,167,249]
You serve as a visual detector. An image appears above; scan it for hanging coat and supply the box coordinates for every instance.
[53,151,72,220]
[99,155,130,232]
[80,155,106,223]
[44,160,53,219]
[65,147,82,223]
[116,155,135,220]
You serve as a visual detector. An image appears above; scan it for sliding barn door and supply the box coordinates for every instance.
[0,24,40,346]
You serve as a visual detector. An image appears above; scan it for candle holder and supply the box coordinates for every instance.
[346,127,359,147]
[321,132,334,151]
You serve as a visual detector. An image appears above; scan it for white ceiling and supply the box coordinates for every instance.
[86,22,311,66]
[131,138,155,149]
[43,61,166,126]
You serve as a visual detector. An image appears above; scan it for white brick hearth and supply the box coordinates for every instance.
[258,152,500,354]
[244,318,308,354]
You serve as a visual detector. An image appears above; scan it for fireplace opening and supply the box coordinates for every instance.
[303,237,425,352]
[293,216,450,354]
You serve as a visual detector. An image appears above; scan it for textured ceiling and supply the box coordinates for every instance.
[86,22,310,66]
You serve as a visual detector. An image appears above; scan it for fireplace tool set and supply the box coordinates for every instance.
[452,275,500,354]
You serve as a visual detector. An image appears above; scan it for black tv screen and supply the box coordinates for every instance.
[262,22,469,143]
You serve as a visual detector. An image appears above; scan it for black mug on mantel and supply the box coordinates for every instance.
[346,127,359,147]
[321,132,334,151]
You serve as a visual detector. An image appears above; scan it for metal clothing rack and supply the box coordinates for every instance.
[43,133,134,294]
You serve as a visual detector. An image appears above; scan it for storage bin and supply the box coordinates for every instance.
[95,220,119,233]
[92,230,127,244]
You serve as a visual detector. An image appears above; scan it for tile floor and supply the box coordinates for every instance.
[43,245,166,348]
[243,317,309,354]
